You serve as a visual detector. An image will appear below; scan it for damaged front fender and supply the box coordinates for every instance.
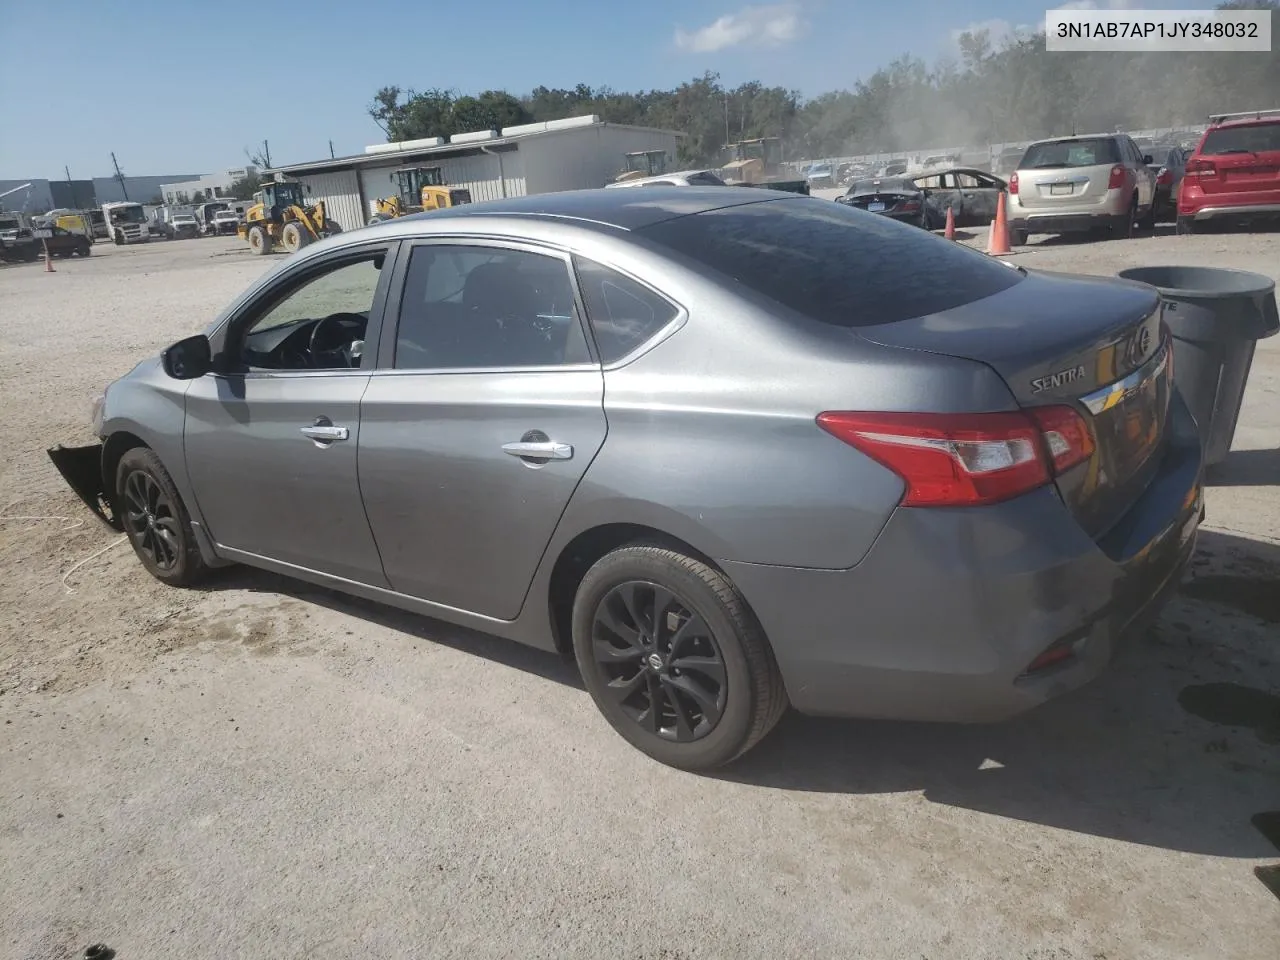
[47,443,121,530]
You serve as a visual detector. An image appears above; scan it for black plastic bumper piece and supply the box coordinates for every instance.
[47,442,121,530]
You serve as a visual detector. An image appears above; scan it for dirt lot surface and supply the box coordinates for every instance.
[3,228,1279,960]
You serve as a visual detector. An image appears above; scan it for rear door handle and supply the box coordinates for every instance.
[502,441,573,460]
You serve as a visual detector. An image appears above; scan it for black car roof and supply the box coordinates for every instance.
[398,186,788,231]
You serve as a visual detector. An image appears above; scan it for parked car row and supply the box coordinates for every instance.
[835,109,1280,244]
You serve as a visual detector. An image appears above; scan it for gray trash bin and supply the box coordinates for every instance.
[1117,265,1279,466]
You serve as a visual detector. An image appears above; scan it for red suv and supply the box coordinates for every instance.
[1177,109,1280,233]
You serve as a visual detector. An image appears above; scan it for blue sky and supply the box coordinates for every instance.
[0,0,1210,178]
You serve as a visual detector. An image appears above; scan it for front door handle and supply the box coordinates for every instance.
[502,440,573,460]
[301,418,349,444]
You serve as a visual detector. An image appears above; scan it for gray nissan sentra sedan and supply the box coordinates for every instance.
[49,188,1204,770]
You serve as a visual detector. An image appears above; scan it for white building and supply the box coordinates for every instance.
[160,165,259,205]
[266,116,684,230]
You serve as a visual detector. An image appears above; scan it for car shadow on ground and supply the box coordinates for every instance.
[203,566,584,690]
[714,526,1280,858]
[1207,447,1280,487]
[200,527,1277,858]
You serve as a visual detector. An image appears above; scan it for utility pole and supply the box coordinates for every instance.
[110,152,129,201]
[261,139,271,169]
[328,140,335,159]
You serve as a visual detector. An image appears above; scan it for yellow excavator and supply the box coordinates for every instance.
[612,150,669,184]
[368,167,472,225]
[237,180,342,256]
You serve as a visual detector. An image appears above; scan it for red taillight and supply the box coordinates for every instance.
[1026,406,1095,473]
[1008,172,1019,195]
[817,407,1094,508]
[1107,165,1126,190]
[897,200,920,212]
[1156,168,1173,186]
[1184,157,1215,179]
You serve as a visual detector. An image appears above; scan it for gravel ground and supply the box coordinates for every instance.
[2,228,1279,960]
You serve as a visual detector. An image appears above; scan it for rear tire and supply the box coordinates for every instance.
[572,544,787,770]
[115,448,208,587]
[247,225,271,255]
[1176,215,1197,235]
[1010,228,1028,246]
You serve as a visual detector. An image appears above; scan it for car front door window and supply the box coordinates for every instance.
[240,255,384,371]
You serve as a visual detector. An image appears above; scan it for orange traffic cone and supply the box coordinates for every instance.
[986,193,1012,256]
[43,240,54,272]
[943,206,956,240]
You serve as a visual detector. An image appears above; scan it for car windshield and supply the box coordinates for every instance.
[1020,137,1121,169]
[108,206,146,224]
[1200,123,1280,155]
[640,197,1022,328]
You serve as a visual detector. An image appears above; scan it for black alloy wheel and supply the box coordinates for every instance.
[115,447,208,586]
[572,544,787,769]
[122,468,182,573]
[591,580,728,742]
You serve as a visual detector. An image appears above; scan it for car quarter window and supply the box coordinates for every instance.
[393,244,590,370]
[239,253,386,371]
[574,258,681,364]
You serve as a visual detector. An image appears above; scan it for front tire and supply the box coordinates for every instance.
[572,544,787,770]
[280,221,310,253]
[115,447,207,587]
[247,224,271,255]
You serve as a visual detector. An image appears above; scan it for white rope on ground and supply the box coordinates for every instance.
[0,498,86,531]
[60,536,129,593]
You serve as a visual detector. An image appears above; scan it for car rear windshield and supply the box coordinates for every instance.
[1200,122,1280,155]
[640,197,1023,328]
[1020,137,1121,168]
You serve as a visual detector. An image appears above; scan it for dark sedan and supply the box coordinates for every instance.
[1149,146,1189,221]
[837,177,929,227]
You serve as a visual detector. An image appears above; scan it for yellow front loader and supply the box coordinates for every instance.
[237,180,343,256]
[368,167,472,225]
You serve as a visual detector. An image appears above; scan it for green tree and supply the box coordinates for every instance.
[227,170,262,201]
[370,1,1280,162]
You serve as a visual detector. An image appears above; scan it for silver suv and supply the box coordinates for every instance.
[1007,134,1157,244]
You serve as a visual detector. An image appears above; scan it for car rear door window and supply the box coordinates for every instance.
[640,197,1022,328]
[393,245,590,370]
[574,258,680,363]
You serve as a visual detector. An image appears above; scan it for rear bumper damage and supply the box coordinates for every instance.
[725,393,1205,723]
[47,442,120,530]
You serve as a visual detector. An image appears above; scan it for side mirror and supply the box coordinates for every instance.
[1142,154,1153,165]
[161,334,212,380]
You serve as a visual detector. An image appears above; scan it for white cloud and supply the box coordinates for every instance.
[673,4,808,54]
[950,0,1142,49]
[950,17,1033,49]
[1053,0,1142,9]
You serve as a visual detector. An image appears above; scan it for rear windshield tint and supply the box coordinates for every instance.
[1200,123,1280,155]
[640,198,1023,328]
[1020,137,1120,169]
[849,178,914,195]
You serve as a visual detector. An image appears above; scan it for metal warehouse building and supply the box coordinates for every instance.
[267,115,683,230]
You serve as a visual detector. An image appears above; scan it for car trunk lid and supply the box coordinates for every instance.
[1015,137,1122,210]
[1189,122,1280,199]
[856,270,1170,539]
